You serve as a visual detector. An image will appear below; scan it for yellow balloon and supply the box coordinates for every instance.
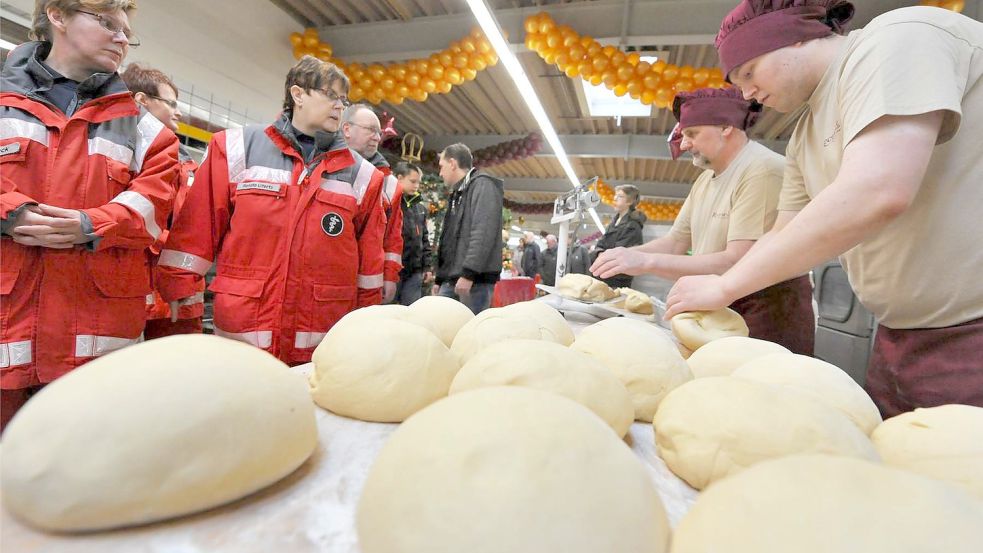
[461,67,478,81]
[445,67,463,85]
[524,16,539,34]
[613,84,628,97]
[289,32,303,46]
[428,64,445,80]
[421,78,437,93]
[412,89,429,102]
[438,80,453,94]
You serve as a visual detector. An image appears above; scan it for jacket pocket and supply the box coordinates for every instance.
[209,274,265,298]
[0,139,28,164]
[87,249,151,298]
[313,283,355,302]
[0,239,25,295]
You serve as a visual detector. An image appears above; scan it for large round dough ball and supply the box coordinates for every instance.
[450,339,634,437]
[449,307,546,365]
[332,304,442,342]
[653,377,878,489]
[871,405,983,499]
[571,318,692,422]
[357,387,671,553]
[670,455,983,553]
[310,318,458,422]
[0,335,316,532]
[500,300,575,345]
[406,295,475,347]
[671,308,748,351]
[685,335,789,378]
[734,353,882,434]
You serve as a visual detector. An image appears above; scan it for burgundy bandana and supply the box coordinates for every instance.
[668,87,762,159]
[715,0,855,81]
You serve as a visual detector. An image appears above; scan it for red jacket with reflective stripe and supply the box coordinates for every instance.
[0,42,179,388]
[371,158,403,284]
[157,116,386,364]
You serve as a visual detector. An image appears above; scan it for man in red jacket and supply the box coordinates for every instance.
[1,0,179,430]
[120,63,204,338]
[157,56,386,365]
[341,103,402,303]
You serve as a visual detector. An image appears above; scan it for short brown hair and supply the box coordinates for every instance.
[120,63,177,98]
[441,143,473,170]
[31,0,137,42]
[282,55,350,114]
[615,184,640,208]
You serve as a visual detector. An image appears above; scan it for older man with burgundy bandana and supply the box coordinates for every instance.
[665,0,983,416]
[593,86,814,354]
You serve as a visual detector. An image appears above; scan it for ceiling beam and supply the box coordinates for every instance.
[503,177,691,200]
[319,0,911,62]
[424,133,788,161]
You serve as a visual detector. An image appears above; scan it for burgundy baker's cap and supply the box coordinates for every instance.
[667,87,763,160]
[715,0,855,82]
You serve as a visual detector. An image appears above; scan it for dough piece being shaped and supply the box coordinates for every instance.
[685,336,790,378]
[311,318,458,422]
[556,273,618,302]
[332,304,442,343]
[500,300,575,345]
[871,405,983,499]
[671,455,983,553]
[571,318,691,422]
[734,353,882,434]
[653,377,878,489]
[450,339,634,437]
[671,308,749,351]
[406,294,475,347]
[616,288,655,315]
[358,387,671,553]
[449,307,548,365]
[0,335,316,532]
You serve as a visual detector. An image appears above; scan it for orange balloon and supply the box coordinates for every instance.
[544,50,559,65]
[554,52,570,68]
[303,35,319,48]
[538,18,554,35]
[587,42,603,57]
[404,72,420,88]
[634,61,651,77]
[601,71,618,87]
[446,67,463,85]
[580,35,594,48]
[642,74,661,90]
[484,51,498,65]
[525,34,540,51]
[390,65,407,81]
[449,41,462,55]
[412,89,429,102]
[627,79,643,96]
[367,90,384,104]
[651,60,667,74]
[662,65,679,83]
[471,56,488,72]
[438,80,452,94]
[396,84,410,98]
[524,16,539,34]
[611,52,626,67]
[589,74,603,86]
[428,64,445,80]
[592,57,609,72]
[545,32,563,49]
[655,87,673,105]
[692,68,710,85]
[674,79,694,93]
[613,84,628,97]
[380,77,395,91]
[627,52,641,66]
[421,78,437,93]
[461,37,477,54]
[416,60,429,74]
[453,54,469,69]
[577,61,593,78]
[462,67,478,81]
[438,51,453,67]
[386,92,404,105]
[477,38,493,54]
[616,64,634,82]
[679,65,695,80]
[292,45,305,60]
[567,45,586,62]
[289,32,303,46]
[601,45,617,58]
[565,65,579,78]
[349,86,365,101]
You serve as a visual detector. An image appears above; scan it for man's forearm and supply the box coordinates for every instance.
[644,250,741,281]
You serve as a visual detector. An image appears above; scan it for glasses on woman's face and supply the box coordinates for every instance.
[76,10,140,47]
[147,94,178,109]
[318,87,351,108]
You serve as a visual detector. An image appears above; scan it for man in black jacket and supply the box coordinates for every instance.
[433,143,504,314]
[394,162,431,305]
[520,231,542,280]
[591,184,646,288]
[541,234,558,286]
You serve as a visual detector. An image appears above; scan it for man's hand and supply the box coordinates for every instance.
[9,204,88,248]
[664,274,737,320]
[454,276,473,297]
[590,247,651,278]
[431,284,440,296]
[383,281,397,303]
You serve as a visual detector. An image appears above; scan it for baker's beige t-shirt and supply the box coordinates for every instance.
[780,7,983,329]
[669,141,783,255]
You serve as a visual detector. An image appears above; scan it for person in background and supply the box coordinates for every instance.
[157,56,385,365]
[541,234,558,286]
[120,63,204,339]
[0,0,178,430]
[666,0,983,416]
[592,87,815,355]
[341,103,402,303]
[432,143,504,314]
[520,230,542,281]
[590,184,645,288]
[394,161,432,305]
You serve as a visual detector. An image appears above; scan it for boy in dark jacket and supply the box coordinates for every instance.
[395,162,431,305]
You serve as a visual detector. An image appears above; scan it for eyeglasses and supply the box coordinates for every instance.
[318,88,350,107]
[146,94,178,109]
[76,10,140,47]
[349,122,382,136]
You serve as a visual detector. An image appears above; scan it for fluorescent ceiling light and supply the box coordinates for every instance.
[0,39,20,52]
[582,55,661,118]
[465,0,580,189]
[510,225,522,232]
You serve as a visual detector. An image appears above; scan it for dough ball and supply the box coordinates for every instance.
[0,335,316,532]
[734,353,882,434]
[500,300,575,345]
[310,318,458,422]
[333,304,442,342]
[616,288,655,315]
[671,308,749,351]
[571,318,692,422]
[357,387,671,553]
[406,295,475,347]
[450,339,634,437]
[671,455,983,553]
[653,377,878,489]
[685,336,789,378]
[871,405,983,499]
[449,307,547,365]
[556,273,618,302]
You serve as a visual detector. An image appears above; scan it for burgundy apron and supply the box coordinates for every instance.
[730,274,815,356]
[865,316,983,419]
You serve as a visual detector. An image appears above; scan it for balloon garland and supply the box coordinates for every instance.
[595,179,682,222]
[523,12,727,109]
[919,0,964,11]
[289,27,499,106]
[474,133,543,167]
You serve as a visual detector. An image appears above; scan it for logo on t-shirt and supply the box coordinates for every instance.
[321,212,344,237]
[823,122,842,148]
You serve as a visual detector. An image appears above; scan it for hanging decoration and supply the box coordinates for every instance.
[289,27,499,106]
[474,133,543,167]
[523,12,727,109]
[503,197,554,215]
[594,179,683,222]
[918,0,964,11]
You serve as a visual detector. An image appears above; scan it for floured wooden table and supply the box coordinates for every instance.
[1,318,698,552]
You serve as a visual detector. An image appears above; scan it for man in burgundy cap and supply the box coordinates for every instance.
[665,0,983,417]
[592,86,814,355]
